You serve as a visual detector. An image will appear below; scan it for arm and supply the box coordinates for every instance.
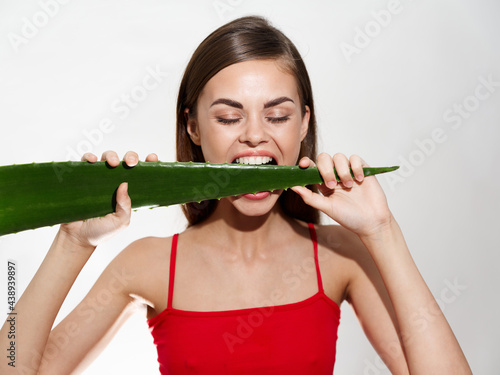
[0,150,157,374]
[357,215,471,373]
[337,227,409,374]
[38,237,152,374]
[292,152,472,374]
[0,230,97,374]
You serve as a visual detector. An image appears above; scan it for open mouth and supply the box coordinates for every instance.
[230,155,278,200]
[231,156,278,165]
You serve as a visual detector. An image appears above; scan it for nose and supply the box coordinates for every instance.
[239,116,269,146]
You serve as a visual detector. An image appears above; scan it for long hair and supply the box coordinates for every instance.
[176,16,319,226]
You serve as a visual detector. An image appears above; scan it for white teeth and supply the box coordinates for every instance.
[234,156,273,165]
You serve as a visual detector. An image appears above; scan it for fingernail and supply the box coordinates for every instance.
[356,174,363,182]
[344,180,353,188]
[326,180,336,189]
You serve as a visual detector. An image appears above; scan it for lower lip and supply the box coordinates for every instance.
[241,191,271,200]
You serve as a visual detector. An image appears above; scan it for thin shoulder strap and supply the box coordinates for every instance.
[307,223,324,294]
[167,233,179,309]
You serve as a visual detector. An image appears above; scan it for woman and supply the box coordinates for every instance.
[1,16,471,374]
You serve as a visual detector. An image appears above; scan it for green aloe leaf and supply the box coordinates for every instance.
[0,161,399,236]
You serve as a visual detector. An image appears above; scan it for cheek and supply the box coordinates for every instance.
[274,124,303,162]
[199,125,236,160]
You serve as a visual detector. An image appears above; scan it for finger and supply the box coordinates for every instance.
[123,151,139,167]
[101,150,120,167]
[349,154,366,182]
[81,153,98,163]
[145,153,159,162]
[317,152,337,189]
[113,182,131,229]
[291,186,331,214]
[333,153,353,188]
[298,156,315,168]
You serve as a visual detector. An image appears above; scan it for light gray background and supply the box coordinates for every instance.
[1,1,499,374]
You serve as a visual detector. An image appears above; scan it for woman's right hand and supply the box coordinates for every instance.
[59,150,159,249]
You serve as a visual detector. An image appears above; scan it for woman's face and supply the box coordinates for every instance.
[186,59,310,216]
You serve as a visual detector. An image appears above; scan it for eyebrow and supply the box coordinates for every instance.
[209,96,295,109]
[210,98,243,109]
[263,96,295,109]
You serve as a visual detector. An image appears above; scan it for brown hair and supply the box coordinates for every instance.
[176,16,319,226]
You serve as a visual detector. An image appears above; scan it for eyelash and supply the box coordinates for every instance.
[216,116,290,125]
[217,118,240,125]
[268,116,290,124]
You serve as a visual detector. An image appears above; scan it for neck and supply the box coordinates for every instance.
[197,198,295,260]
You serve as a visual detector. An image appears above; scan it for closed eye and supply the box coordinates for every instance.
[217,118,241,125]
[267,116,290,124]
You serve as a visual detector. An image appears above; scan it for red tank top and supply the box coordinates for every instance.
[147,223,341,374]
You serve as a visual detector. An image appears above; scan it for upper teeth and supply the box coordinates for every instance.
[234,156,273,165]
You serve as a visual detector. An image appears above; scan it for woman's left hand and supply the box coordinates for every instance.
[291,153,393,238]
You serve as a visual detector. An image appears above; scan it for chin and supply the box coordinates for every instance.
[230,190,282,217]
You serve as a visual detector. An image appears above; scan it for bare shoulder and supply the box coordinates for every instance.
[312,223,377,303]
[314,223,372,261]
[113,236,174,269]
[103,235,175,310]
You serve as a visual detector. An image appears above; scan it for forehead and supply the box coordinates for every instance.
[200,60,300,103]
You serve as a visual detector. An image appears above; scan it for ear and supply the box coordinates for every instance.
[185,108,201,146]
[300,105,311,142]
